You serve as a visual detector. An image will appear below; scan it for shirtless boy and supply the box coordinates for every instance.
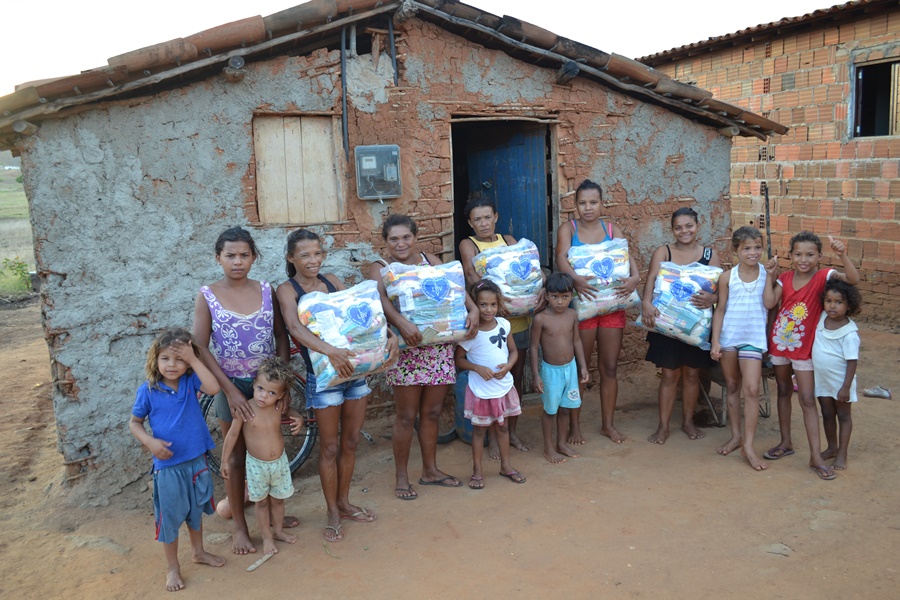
[530,273,590,463]
[222,357,301,555]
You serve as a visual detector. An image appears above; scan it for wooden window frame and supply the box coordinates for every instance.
[252,112,347,226]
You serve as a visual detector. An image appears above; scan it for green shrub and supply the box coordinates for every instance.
[1,256,30,291]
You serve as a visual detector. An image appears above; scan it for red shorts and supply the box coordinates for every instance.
[578,310,626,330]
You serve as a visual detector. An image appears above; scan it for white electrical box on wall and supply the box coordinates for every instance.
[354,144,402,200]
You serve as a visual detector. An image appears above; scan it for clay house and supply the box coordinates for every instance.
[0,0,783,501]
[642,0,900,325]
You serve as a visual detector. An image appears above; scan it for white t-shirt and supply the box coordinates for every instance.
[812,313,860,402]
[458,317,514,399]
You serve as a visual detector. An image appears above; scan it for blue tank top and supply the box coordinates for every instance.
[570,219,613,247]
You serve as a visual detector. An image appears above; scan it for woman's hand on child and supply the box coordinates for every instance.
[464,308,479,340]
[227,388,254,422]
[829,235,846,257]
[573,275,598,300]
[147,438,173,461]
[534,288,549,312]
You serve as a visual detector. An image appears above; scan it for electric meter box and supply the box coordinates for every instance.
[354,145,402,200]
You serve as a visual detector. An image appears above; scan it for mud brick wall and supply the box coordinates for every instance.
[19,17,731,502]
[651,6,900,326]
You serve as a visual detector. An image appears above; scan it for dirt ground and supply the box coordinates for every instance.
[1,299,898,599]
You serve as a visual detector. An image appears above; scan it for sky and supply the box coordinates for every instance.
[2,0,835,96]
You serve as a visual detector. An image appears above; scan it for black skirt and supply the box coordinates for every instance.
[645,332,713,370]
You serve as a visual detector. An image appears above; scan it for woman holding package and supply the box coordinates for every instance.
[276,228,398,543]
[556,180,641,445]
[459,196,538,454]
[642,207,721,445]
[369,214,479,500]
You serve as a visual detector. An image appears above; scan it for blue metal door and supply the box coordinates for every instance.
[466,123,549,266]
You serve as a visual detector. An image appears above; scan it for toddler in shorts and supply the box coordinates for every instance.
[530,273,589,463]
[222,357,302,554]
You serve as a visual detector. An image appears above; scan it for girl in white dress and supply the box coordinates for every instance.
[812,279,861,471]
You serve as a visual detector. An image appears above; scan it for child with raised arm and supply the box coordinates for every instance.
[813,279,861,471]
[710,226,769,471]
[455,280,526,489]
[221,357,301,554]
[530,273,590,463]
[763,231,859,480]
[129,328,225,592]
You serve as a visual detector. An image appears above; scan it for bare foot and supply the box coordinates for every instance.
[274,530,297,544]
[820,447,838,461]
[682,424,705,440]
[716,436,741,455]
[468,475,485,489]
[567,427,586,445]
[262,539,278,555]
[231,528,257,555]
[324,524,344,543]
[833,455,848,470]
[509,433,531,452]
[283,516,300,529]
[166,567,185,592]
[192,550,226,567]
[339,505,377,523]
[543,449,568,463]
[740,447,768,471]
[557,443,580,458]
[600,426,627,444]
[488,440,501,461]
[647,426,668,445]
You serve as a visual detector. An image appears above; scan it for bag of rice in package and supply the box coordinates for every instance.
[567,238,640,321]
[381,260,468,346]
[634,261,722,350]
[472,238,543,316]
[297,279,389,391]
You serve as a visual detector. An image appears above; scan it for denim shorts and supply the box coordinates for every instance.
[305,374,371,410]
[152,454,214,543]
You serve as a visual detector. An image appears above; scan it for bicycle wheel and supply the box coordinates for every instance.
[285,377,317,473]
[201,394,225,478]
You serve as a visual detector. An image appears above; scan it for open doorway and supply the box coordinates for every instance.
[451,121,553,269]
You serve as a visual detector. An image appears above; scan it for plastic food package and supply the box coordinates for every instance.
[567,238,640,320]
[381,260,468,346]
[634,261,723,350]
[472,238,543,316]
[297,279,389,392]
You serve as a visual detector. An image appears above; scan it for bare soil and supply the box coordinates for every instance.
[1,300,898,599]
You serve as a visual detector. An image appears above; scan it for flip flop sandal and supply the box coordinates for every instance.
[340,508,377,523]
[418,476,462,488]
[763,447,795,460]
[810,465,836,481]
[323,524,344,542]
[394,485,417,501]
[468,476,485,490]
[499,470,526,484]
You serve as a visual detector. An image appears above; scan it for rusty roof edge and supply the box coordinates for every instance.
[412,1,782,139]
[639,0,895,65]
[0,4,399,142]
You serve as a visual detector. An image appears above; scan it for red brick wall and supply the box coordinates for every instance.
[653,7,900,326]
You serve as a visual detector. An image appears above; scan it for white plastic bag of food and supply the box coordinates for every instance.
[472,238,543,316]
[567,238,639,320]
[634,261,722,350]
[381,260,468,346]
[297,279,389,391]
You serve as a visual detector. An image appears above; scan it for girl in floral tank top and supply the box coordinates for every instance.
[762,231,859,480]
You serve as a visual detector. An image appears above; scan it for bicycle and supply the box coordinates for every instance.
[201,366,318,478]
